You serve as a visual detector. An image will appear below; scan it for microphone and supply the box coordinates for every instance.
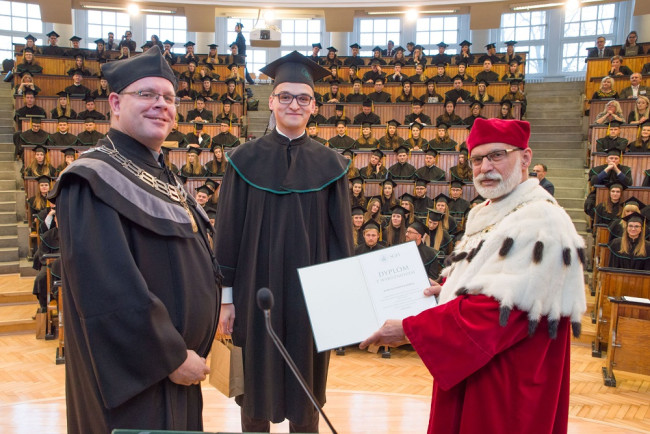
[256,288,337,434]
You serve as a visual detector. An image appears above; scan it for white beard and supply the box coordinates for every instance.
[474,166,523,199]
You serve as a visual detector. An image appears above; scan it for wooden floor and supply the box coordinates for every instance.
[1,274,650,433]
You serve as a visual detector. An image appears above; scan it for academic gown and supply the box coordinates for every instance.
[415,165,445,182]
[413,196,434,215]
[354,242,385,255]
[403,294,572,434]
[449,165,473,183]
[608,238,650,270]
[417,242,442,279]
[76,130,105,146]
[48,132,78,147]
[165,131,188,147]
[387,162,416,180]
[14,129,49,159]
[51,129,220,432]
[14,105,46,123]
[212,132,240,148]
[214,129,353,425]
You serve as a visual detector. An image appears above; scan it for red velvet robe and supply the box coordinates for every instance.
[403,294,571,434]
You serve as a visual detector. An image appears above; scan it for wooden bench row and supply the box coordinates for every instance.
[22,145,467,181]
[15,98,243,121]
[13,74,245,98]
[315,82,514,102]
[585,54,650,99]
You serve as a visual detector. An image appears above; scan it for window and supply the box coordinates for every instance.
[499,12,547,74]
[146,15,187,54]
[561,3,616,73]
[87,10,130,49]
[415,16,459,55]
[0,1,42,61]
[281,19,321,47]
[359,18,400,56]
[247,49,267,76]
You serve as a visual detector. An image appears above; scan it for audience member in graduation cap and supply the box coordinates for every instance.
[55,147,77,176]
[212,119,240,148]
[607,212,650,270]
[379,177,399,214]
[385,205,408,246]
[502,58,525,81]
[309,42,324,65]
[456,61,474,83]
[352,121,378,149]
[360,148,387,180]
[13,115,47,160]
[326,104,350,125]
[607,197,645,241]
[423,208,454,254]
[349,176,366,208]
[388,145,417,180]
[50,45,221,432]
[51,91,77,120]
[406,120,429,151]
[353,99,381,125]
[378,119,405,150]
[16,47,43,75]
[91,73,110,99]
[76,117,105,146]
[428,121,458,151]
[49,116,79,147]
[214,51,354,433]
[64,69,92,98]
[449,149,473,183]
[413,178,434,215]
[78,95,107,120]
[498,99,515,120]
[351,204,366,246]
[420,78,444,104]
[405,100,432,126]
[43,30,64,56]
[430,62,452,83]
[436,100,464,126]
[463,101,486,128]
[14,88,46,125]
[306,121,328,146]
[14,71,42,97]
[434,192,458,235]
[594,182,624,226]
[27,175,53,222]
[396,79,417,103]
[471,79,495,104]
[367,77,392,103]
[346,78,366,102]
[415,148,446,181]
[342,148,360,178]
[354,219,385,255]
[214,100,238,124]
[23,145,56,178]
[67,54,92,77]
[328,118,355,149]
[365,196,383,225]
[406,218,443,280]
[185,120,212,148]
[399,192,416,225]
[220,78,242,104]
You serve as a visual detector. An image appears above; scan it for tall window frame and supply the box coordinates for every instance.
[560,3,617,73]
[0,1,43,61]
[499,11,547,75]
[145,14,187,54]
[358,18,400,57]
[415,16,460,56]
[87,10,131,49]
[280,19,322,49]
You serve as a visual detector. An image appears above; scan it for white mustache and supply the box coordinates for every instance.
[475,172,503,182]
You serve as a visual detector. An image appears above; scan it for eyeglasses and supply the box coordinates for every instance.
[272,92,314,106]
[469,148,522,167]
[627,224,642,229]
[121,90,180,107]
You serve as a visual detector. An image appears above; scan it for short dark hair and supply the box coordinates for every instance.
[535,164,548,172]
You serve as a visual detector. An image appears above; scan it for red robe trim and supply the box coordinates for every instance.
[403,294,571,434]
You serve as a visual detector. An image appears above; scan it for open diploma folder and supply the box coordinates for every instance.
[298,241,436,352]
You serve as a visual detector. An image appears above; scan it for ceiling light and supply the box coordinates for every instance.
[127,3,140,15]
[80,2,176,14]
[511,2,565,11]
[367,9,458,15]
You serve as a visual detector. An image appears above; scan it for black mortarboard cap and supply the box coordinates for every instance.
[436,42,449,48]
[381,178,397,188]
[450,180,464,189]
[410,121,424,130]
[342,148,355,158]
[33,145,48,154]
[229,42,237,48]
[391,205,408,216]
[23,47,34,54]
[307,120,318,128]
[424,148,438,157]
[414,45,424,50]
[608,120,623,128]
[371,149,384,158]
[485,43,496,49]
[335,104,344,111]
[387,119,400,127]
[607,182,625,191]
[350,43,361,49]
[395,46,405,52]
[205,178,220,190]
[605,148,622,157]
[459,40,472,47]
[504,40,518,46]
[196,184,214,195]
[622,211,645,225]
[435,193,450,204]
[101,46,177,93]
[163,40,174,46]
[260,51,330,90]
[508,78,523,85]
[353,78,363,85]
[56,91,69,98]
[335,118,348,127]
[46,31,59,38]
[623,196,645,209]
[25,34,37,41]
[412,99,424,106]
[224,77,237,85]
[361,122,373,129]
[436,62,448,68]
[327,46,338,52]
[350,176,364,185]
[409,219,427,236]
[374,76,385,84]
[187,147,202,155]
[400,192,415,204]
[470,100,484,108]
[83,94,95,102]
[372,46,382,52]
[452,74,464,82]
[57,115,69,122]
[69,36,82,42]
[207,44,218,49]
[141,41,153,49]
[352,205,366,216]
[394,145,409,154]
[370,58,382,65]
[392,60,404,67]
[36,175,52,184]
[436,121,450,129]
[414,178,429,187]
[22,88,37,97]
[477,79,490,87]
[362,99,373,107]
[361,220,381,232]
[63,147,76,156]
[184,41,196,47]
[501,100,513,108]
[427,209,445,222]
[94,38,105,45]
[312,43,322,49]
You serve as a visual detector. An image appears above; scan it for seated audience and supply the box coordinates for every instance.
[619,73,649,100]
[405,100,432,125]
[212,120,240,148]
[475,60,500,82]
[445,76,472,104]
[427,122,458,151]
[463,101,486,128]
[180,147,207,177]
[378,120,405,150]
[91,74,110,99]
[384,205,408,247]
[55,148,77,176]
[77,96,106,121]
[420,79,444,104]
[16,48,43,75]
[186,122,212,148]
[353,122,379,149]
[76,118,104,146]
[587,36,615,59]
[42,30,64,56]
[64,70,92,98]
[607,212,650,270]
[379,178,399,215]
[346,79,366,103]
[471,80,494,104]
[423,209,453,255]
[386,61,407,83]
[405,121,428,151]
[66,55,92,77]
[326,105,351,125]
[187,96,214,123]
[628,120,650,152]
[396,80,417,103]
[13,117,48,160]
[619,31,645,57]
[387,145,417,180]
[349,177,366,209]
[14,71,41,96]
[435,100,464,126]
[595,100,625,125]
[307,121,328,146]
[48,116,79,147]
[591,76,619,100]
[409,63,427,83]
[449,150,473,183]
[594,183,624,226]
[627,96,650,125]
[354,220,384,254]
[497,100,515,120]
[24,145,55,178]
[14,89,46,125]
[353,100,381,125]
[367,78,392,103]
[608,55,633,77]
[415,148,445,181]
[596,120,628,153]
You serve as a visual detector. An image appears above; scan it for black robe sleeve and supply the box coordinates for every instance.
[57,179,188,409]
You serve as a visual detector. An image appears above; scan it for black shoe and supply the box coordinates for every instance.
[336,347,345,356]
[381,347,391,358]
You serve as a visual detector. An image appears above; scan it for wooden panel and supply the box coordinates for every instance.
[15,55,101,76]
[359,179,475,202]
[585,54,650,95]
[16,97,243,121]
[14,74,244,98]
[610,316,650,375]
[594,269,650,354]
[595,187,650,205]
[591,155,650,186]
[314,82,512,102]
[317,102,521,124]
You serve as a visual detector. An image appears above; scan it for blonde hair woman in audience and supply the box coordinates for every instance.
[628,96,650,125]
[628,119,650,153]
[228,64,245,83]
[117,46,130,60]
[400,197,416,225]
[51,91,76,119]
[389,48,406,65]
[27,175,52,220]
[607,212,650,270]
[364,197,383,225]
[423,211,453,254]
[591,76,619,100]
[91,75,110,99]
[608,202,642,241]
[23,146,56,178]
[434,197,457,235]
[595,100,625,124]
[180,148,207,178]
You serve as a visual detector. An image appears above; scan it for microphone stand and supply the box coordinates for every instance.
[262,309,337,434]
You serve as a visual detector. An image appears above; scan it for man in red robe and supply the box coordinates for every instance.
[361,118,586,434]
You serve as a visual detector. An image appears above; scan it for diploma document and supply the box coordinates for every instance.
[298,241,436,352]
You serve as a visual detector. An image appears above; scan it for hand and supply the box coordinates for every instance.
[424,283,442,297]
[359,319,408,349]
[218,303,235,335]
[605,162,616,172]
[168,350,210,386]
